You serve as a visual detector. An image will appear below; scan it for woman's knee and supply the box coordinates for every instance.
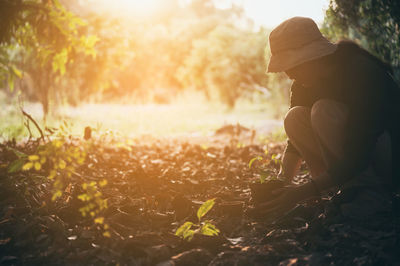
[310,99,330,127]
[310,99,348,131]
[310,99,348,159]
[284,106,310,137]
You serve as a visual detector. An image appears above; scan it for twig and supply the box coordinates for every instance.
[20,109,45,141]
[24,120,33,142]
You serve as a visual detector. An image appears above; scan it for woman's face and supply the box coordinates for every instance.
[284,55,334,87]
[285,60,319,87]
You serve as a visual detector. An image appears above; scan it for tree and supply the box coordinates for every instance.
[323,0,400,79]
[1,0,274,109]
[0,0,97,116]
[177,24,268,108]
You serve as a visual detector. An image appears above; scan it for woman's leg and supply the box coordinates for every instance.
[310,99,348,169]
[286,99,391,185]
[310,99,392,186]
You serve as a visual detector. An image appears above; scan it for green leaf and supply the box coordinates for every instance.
[12,66,22,78]
[52,48,68,75]
[34,162,41,171]
[52,190,62,201]
[28,155,39,161]
[22,162,33,171]
[197,199,215,221]
[81,35,99,58]
[85,35,99,48]
[183,229,195,241]
[7,74,14,92]
[200,222,220,236]
[175,221,194,238]
[260,171,268,184]
[271,154,281,164]
[94,217,104,224]
[7,147,27,158]
[58,159,66,169]
[8,158,25,173]
[248,156,262,168]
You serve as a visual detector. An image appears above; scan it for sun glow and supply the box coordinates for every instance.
[95,0,165,18]
[87,0,328,27]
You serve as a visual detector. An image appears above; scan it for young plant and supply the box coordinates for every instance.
[78,180,110,237]
[249,149,282,183]
[7,123,110,237]
[175,198,220,241]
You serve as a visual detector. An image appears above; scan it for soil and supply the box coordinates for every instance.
[0,126,399,265]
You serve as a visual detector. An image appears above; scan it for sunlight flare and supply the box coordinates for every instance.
[95,0,165,18]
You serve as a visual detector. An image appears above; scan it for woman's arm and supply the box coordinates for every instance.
[279,80,310,181]
[279,151,302,182]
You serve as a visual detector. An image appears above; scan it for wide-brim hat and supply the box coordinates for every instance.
[267,17,337,73]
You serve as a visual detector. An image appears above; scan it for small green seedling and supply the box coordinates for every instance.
[248,156,263,169]
[249,150,282,184]
[175,198,220,241]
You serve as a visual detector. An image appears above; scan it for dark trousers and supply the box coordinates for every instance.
[284,99,392,186]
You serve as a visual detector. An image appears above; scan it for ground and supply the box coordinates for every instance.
[0,125,399,265]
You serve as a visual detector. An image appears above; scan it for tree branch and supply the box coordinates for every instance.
[20,109,45,141]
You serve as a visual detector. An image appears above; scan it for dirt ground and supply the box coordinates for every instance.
[0,126,399,265]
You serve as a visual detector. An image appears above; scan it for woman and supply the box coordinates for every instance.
[256,17,399,215]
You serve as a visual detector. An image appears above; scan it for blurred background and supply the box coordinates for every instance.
[1,0,399,139]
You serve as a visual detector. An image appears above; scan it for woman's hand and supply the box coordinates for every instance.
[249,182,318,218]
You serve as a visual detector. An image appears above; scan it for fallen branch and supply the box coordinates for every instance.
[20,109,45,141]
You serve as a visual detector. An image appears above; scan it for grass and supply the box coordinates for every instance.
[0,90,286,141]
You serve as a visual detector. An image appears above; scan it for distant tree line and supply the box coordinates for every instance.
[0,0,274,116]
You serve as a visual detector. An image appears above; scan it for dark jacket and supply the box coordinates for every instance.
[285,41,400,187]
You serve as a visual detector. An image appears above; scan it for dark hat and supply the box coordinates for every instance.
[267,17,337,73]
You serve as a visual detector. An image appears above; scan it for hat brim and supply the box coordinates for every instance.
[267,37,337,73]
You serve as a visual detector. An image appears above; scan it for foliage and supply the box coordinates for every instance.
[59,16,133,105]
[175,198,220,241]
[1,0,281,111]
[323,0,400,79]
[248,156,263,169]
[0,0,98,115]
[78,180,110,237]
[249,149,281,183]
[177,24,269,108]
[7,123,110,236]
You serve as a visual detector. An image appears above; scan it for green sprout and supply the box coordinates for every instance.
[175,198,220,241]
